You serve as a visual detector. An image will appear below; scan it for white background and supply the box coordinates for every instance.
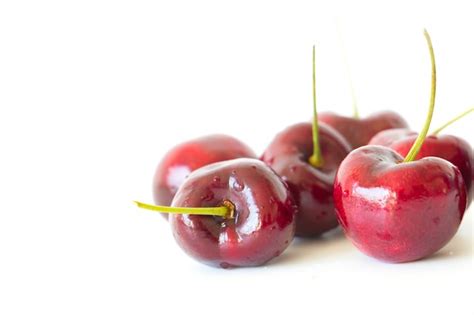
[0,1,473,314]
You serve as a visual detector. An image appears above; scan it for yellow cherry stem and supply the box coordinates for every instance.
[403,29,436,163]
[134,201,234,218]
[309,45,324,168]
[431,107,474,135]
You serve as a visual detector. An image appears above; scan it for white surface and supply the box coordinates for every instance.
[0,1,473,314]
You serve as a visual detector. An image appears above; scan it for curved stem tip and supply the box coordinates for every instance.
[403,29,437,163]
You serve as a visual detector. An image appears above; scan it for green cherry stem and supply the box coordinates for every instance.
[309,45,324,168]
[403,29,436,163]
[431,107,474,135]
[134,201,234,218]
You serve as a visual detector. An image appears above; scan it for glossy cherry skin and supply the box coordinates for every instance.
[318,111,408,149]
[334,145,467,263]
[261,122,351,237]
[369,129,473,207]
[169,158,297,268]
[153,135,256,209]
[368,128,417,147]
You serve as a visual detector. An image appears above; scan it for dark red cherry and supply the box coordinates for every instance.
[153,135,256,208]
[262,46,351,237]
[262,122,351,236]
[318,110,408,149]
[169,158,297,268]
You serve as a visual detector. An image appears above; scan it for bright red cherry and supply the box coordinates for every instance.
[369,108,474,206]
[334,146,467,262]
[367,128,416,147]
[153,135,256,208]
[334,30,468,262]
[318,110,408,149]
[370,130,473,207]
[262,46,351,237]
[148,158,296,268]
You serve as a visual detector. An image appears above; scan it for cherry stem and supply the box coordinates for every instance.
[431,107,474,135]
[309,45,324,168]
[133,201,234,218]
[403,29,436,163]
[336,19,359,118]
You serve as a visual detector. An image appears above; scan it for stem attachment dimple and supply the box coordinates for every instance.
[134,201,233,218]
[309,45,324,168]
[221,200,236,219]
[431,107,474,135]
[403,29,437,163]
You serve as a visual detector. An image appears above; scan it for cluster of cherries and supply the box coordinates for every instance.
[135,30,473,268]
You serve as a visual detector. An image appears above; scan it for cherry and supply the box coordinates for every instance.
[333,30,468,263]
[137,158,297,268]
[369,108,474,206]
[368,128,417,147]
[262,46,351,237]
[318,111,408,149]
[152,134,256,211]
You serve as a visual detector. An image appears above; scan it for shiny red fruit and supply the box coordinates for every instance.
[334,145,467,263]
[368,128,417,147]
[262,122,351,237]
[153,135,256,208]
[170,158,297,268]
[318,111,408,149]
[369,129,473,206]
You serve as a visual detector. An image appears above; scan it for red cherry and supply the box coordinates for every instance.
[370,131,473,207]
[318,110,408,149]
[334,146,467,262]
[152,135,256,209]
[334,29,468,262]
[262,122,350,236]
[262,45,351,237]
[370,107,474,206]
[368,128,417,147]
[169,158,297,268]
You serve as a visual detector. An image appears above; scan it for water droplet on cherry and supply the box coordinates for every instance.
[232,178,245,192]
